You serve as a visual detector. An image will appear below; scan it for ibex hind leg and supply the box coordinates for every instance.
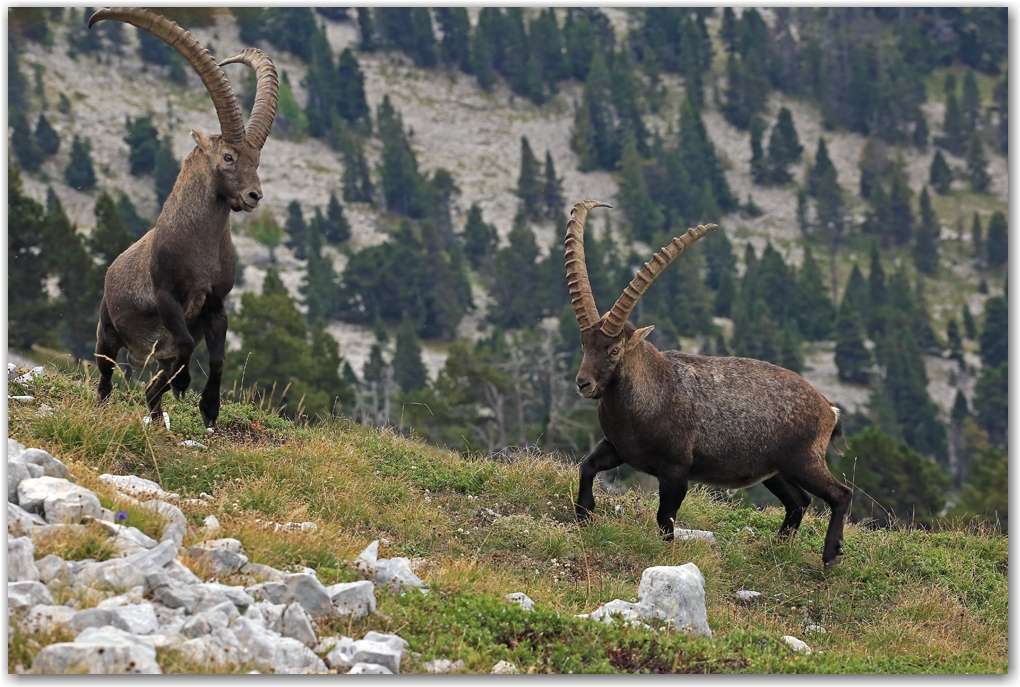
[763,474,813,540]
[788,462,852,569]
[144,359,175,423]
[198,296,227,429]
[95,302,125,405]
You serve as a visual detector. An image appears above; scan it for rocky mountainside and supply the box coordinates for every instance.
[11,8,1007,421]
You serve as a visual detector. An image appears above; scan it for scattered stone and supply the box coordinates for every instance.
[178,626,245,670]
[8,458,32,503]
[491,660,519,674]
[180,440,206,449]
[31,626,162,674]
[36,554,69,585]
[347,662,393,674]
[21,449,73,481]
[355,539,425,592]
[180,601,238,638]
[258,573,332,617]
[325,636,357,670]
[580,599,647,628]
[504,592,534,611]
[19,604,76,635]
[17,476,102,524]
[804,625,827,634]
[8,437,26,457]
[736,590,762,602]
[673,528,717,544]
[229,616,326,674]
[9,395,35,402]
[636,564,712,637]
[203,515,221,532]
[9,580,54,611]
[185,545,249,577]
[8,501,47,536]
[239,562,285,583]
[74,559,147,592]
[69,608,114,633]
[196,582,255,612]
[108,602,160,635]
[98,474,166,500]
[325,580,376,618]
[8,534,40,582]
[164,559,203,585]
[282,601,317,647]
[423,658,465,674]
[781,635,812,654]
[95,585,145,609]
[362,631,409,653]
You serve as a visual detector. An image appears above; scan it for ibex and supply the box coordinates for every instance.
[566,201,851,568]
[90,7,279,429]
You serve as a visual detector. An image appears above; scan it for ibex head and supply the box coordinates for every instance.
[89,9,279,212]
[564,200,717,399]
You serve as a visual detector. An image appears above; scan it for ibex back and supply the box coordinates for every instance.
[90,7,279,428]
[565,200,851,568]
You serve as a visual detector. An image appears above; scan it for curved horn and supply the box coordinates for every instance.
[601,223,718,337]
[564,200,612,331]
[88,7,246,144]
[218,48,279,151]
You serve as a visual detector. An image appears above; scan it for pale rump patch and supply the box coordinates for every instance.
[831,406,841,420]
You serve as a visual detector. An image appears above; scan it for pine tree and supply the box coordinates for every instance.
[979,295,1007,368]
[796,246,835,340]
[617,132,663,242]
[985,211,1007,268]
[971,212,984,262]
[34,114,59,157]
[356,8,377,52]
[393,313,428,393]
[807,137,836,199]
[489,218,541,329]
[929,149,953,195]
[677,93,735,212]
[573,51,619,170]
[866,241,887,339]
[376,96,428,218]
[542,150,566,223]
[9,42,28,112]
[153,135,179,207]
[435,8,472,74]
[470,10,497,90]
[64,135,96,190]
[947,318,964,366]
[117,193,149,239]
[842,263,870,330]
[973,362,1007,450]
[962,303,977,340]
[609,45,648,151]
[966,131,991,192]
[516,136,544,222]
[336,48,370,125]
[531,8,568,89]
[300,215,338,325]
[858,138,889,199]
[912,187,939,275]
[749,115,767,184]
[303,28,338,138]
[409,8,438,68]
[834,296,872,384]
[961,69,981,133]
[563,9,595,81]
[248,210,283,263]
[8,164,53,349]
[124,116,160,176]
[887,164,914,246]
[462,203,497,270]
[10,110,44,172]
[913,108,930,149]
[334,123,374,204]
[285,200,308,260]
[309,319,355,416]
[322,192,351,245]
[773,107,802,163]
[721,7,737,54]
[90,191,132,269]
[941,86,966,154]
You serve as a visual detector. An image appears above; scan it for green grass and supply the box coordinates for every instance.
[7,367,1007,674]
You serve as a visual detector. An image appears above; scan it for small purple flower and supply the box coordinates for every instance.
[115,510,129,522]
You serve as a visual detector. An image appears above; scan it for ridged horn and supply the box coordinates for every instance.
[218,48,279,151]
[88,7,246,144]
[564,200,612,331]
[601,223,718,337]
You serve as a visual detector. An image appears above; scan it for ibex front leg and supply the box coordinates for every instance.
[154,289,196,400]
[575,439,623,523]
[198,295,227,429]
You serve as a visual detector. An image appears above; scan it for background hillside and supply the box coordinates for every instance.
[7,8,1008,531]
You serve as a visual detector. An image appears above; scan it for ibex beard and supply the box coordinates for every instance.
[565,200,851,569]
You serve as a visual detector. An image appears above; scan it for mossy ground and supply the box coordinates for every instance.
[7,366,1007,673]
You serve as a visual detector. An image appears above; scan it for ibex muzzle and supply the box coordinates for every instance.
[565,200,851,569]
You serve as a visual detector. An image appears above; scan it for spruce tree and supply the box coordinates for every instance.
[993,71,1007,155]
[677,93,735,212]
[929,149,953,194]
[322,192,351,245]
[720,7,737,53]
[531,8,568,89]
[912,109,930,149]
[749,115,767,184]
[462,203,497,270]
[979,295,1007,369]
[971,212,984,262]
[90,191,132,269]
[9,42,28,112]
[796,187,810,236]
[542,150,566,223]
[866,241,887,339]
[409,8,438,68]
[435,7,471,74]
[309,319,355,415]
[34,114,59,157]
[117,193,149,239]
[376,96,427,217]
[64,135,96,190]
[841,263,870,332]
[973,362,1007,450]
[516,136,543,222]
[334,124,374,204]
[966,131,991,192]
[912,186,939,275]
[796,246,835,340]
[961,69,981,133]
[10,110,44,172]
[285,200,308,260]
[962,303,977,340]
[807,137,836,199]
[8,164,53,349]
[356,8,377,52]
[153,135,179,207]
[300,215,338,325]
[941,88,966,155]
[489,217,541,329]
[393,313,428,393]
[303,28,338,138]
[573,51,618,170]
[563,9,595,81]
[773,107,802,165]
[336,48,369,125]
[985,211,1007,268]
[617,132,663,242]
[124,116,160,176]
[887,164,914,246]
[947,318,964,366]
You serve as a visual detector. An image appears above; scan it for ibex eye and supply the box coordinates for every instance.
[611,347,620,356]
[223,153,234,162]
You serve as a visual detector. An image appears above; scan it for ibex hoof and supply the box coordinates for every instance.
[823,554,842,570]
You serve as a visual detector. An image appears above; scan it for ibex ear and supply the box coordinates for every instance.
[629,325,654,349]
[190,129,212,151]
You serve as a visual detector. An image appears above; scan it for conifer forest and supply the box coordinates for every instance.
[7,8,1008,531]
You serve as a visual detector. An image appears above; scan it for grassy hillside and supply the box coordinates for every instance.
[7,367,1007,674]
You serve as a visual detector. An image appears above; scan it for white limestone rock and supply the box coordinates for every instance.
[180,600,239,638]
[72,559,147,592]
[8,458,31,503]
[229,616,326,674]
[239,562,286,582]
[504,592,535,611]
[19,604,76,635]
[31,626,161,674]
[258,573,332,617]
[17,476,101,524]
[325,580,376,618]
[347,662,393,674]
[8,534,40,582]
[735,590,762,602]
[804,625,827,634]
[185,545,249,577]
[282,601,317,648]
[636,564,712,637]
[163,559,203,585]
[673,528,717,544]
[36,554,69,585]
[354,539,425,592]
[9,580,54,611]
[8,501,46,536]
[178,627,246,670]
[423,658,466,673]
[21,449,73,481]
[491,660,519,674]
[324,636,357,670]
[108,602,160,635]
